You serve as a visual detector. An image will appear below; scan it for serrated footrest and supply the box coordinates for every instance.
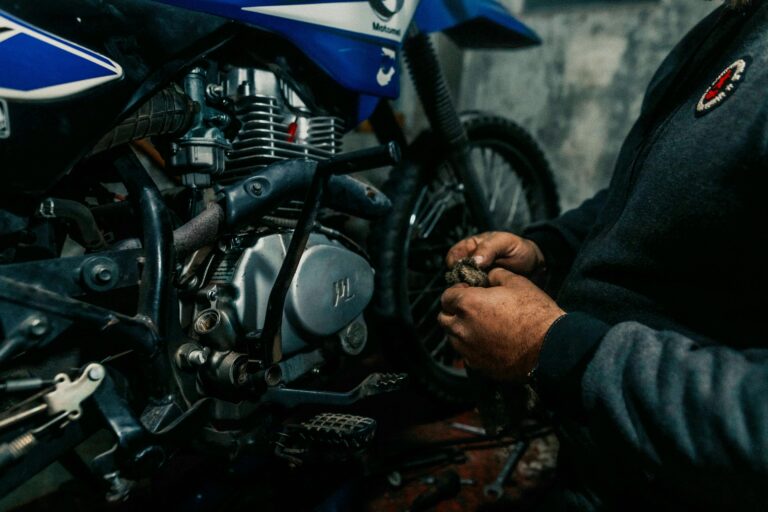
[296,413,377,450]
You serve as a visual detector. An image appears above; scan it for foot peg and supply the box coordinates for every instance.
[263,372,407,408]
[296,413,377,450]
[276,413,377,466]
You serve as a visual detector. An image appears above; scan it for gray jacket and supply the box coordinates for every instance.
[525,3,768,509]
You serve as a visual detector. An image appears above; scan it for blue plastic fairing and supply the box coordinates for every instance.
[414,0,540,49]
[0,11,123,100]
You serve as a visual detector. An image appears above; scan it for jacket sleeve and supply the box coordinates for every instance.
[523,189,608,290]
[535,313,768,508]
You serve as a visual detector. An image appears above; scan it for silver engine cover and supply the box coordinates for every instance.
[230,233,374,355]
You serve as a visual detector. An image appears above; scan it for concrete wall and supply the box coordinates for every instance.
[454,0,717,211]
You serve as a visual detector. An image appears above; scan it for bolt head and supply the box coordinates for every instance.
[188,350,208,366]
[88,365,106,381]
[93,265,113,284]
[248,182,263,196]
[27,316,49,338]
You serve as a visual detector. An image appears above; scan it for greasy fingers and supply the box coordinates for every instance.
[440,285,467,315]
[438,312,466,341]
[447,232,508,268]
[446,235,482,267]
[488,268,520,287]
[468,233,513,268]
[445,232,545,275]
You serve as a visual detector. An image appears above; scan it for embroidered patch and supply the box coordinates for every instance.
[696,58,750,117]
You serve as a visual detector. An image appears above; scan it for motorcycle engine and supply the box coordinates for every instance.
[176,66,372,391]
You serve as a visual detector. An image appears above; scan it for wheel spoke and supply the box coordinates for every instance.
[415,294,442,330]
[410,186,458,240]
[430,336,449,358]
[504,179,524,227]
[408,286,447,297]
[410,269,445,310]
[489,154,506,213]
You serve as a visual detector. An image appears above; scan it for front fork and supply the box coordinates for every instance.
[401,30,496,231]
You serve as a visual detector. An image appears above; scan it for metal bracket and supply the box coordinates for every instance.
[262,372,407,408]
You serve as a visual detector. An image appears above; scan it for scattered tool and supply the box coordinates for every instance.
[483,440,529,499]
[0,363,106,470]
[422,475,475,486]
[400,448,467,470]
[450,422,487,436]
[408,469,462,512]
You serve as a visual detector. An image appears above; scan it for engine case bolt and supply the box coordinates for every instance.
[339,318,368,356]
[188,349,210,367]
[249,182,263,196]
[93,265,113,284]
[175,344,211,370]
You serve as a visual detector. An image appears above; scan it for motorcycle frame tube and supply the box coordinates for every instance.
[113,148,175,332]
[256,144,400,367]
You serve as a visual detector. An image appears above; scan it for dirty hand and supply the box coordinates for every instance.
[446,231,545,275]
[437,268,565,382]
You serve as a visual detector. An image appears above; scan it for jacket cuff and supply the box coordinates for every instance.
[533,312,610,413]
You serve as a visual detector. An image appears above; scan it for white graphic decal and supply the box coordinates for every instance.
[0,99,9,139]
[0,14,123,100]
[376,47,396,87]
[242,0,419,43]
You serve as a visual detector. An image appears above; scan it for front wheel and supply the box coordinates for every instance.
[370,114,559,405]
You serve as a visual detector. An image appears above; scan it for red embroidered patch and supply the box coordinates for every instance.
[696,58,749,117]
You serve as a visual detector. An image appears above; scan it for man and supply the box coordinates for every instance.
[438,0,768,509]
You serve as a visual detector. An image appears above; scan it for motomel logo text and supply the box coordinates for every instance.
[333,278,355,307]
[372,21,401,36]
[0,100,9,139]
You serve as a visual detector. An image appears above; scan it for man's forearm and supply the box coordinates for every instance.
[535,316,768,509]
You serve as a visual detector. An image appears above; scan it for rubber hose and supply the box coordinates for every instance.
[89,86,194,156]
[39,198,107,250]
[173,203,225,254]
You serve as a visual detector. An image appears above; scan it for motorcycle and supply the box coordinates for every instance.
[0,0,557,501]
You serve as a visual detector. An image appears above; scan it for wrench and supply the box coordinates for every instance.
[483,440,529,498]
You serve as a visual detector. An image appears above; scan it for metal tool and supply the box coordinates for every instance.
[0,363,106,470]
[450,422,487,436]
[483,440,529,498]
[422,475,475,486]
[409,470,462,512]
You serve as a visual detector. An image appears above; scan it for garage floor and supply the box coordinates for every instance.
[363,409,559,512]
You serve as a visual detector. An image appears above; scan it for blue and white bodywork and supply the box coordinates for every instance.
[0,12,123,100]
[0,0,538,103]
[0,0,539,193]
[154,0,539,99]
